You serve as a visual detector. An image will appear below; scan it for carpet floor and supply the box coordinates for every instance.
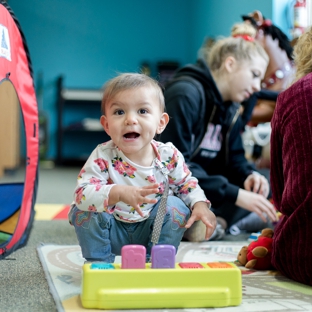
[0,220,78,312]
[2,205,312,312]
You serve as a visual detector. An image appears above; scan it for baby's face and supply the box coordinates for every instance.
[100,86,168,161]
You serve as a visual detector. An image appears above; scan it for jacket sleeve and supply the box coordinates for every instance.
[226,116,256,186]
[270,76,312,286]
[161,81,240,206]
[240,90,279,130]
[271,81,312,216]
[161,80,202,160]
[188,162,239,206]
[270,97,284,212]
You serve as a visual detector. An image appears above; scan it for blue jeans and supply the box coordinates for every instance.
[69,196,190,262]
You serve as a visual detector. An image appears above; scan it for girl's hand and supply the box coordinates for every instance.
[236,188,277,223]
[110,184,160,217]
[244,172,270,198]
[185,202,217,240]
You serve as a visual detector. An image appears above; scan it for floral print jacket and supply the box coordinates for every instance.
[70,140,210,222]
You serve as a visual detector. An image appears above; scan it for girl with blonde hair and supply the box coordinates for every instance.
[162,34,277,241]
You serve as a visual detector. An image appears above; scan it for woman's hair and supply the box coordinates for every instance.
[260,24,294,60]
[241,14,294,60]
[101,73,165,114]
[293,26,312,82]
[231,22,257,38]
[206,36,268,72]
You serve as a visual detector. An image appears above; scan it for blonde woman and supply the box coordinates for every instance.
[162,34,277,241]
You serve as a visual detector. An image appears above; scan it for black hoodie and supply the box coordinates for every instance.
[161,59,256,207]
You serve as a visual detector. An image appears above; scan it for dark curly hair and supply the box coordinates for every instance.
[242,15,294,61]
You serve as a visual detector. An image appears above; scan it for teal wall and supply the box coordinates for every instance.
[190,0,273,61]
[9,0,275,161]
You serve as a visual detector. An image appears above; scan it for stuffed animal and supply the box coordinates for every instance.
[235,228,274,270]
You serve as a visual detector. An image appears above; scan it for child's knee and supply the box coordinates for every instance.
[166,196,190,228]
[70,206,109,231]
[70,207,93,230]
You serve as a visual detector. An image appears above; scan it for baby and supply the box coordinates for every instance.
[69,73,216,262]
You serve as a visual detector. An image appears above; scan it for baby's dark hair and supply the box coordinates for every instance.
[241,14,293,61]
[261,24,293,61]
[101,73,165,114]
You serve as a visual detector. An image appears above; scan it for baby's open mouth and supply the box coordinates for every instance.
[124,132,140,139]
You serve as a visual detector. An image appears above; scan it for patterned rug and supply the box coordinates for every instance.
[35,204,70,220]
[37,241,312,312]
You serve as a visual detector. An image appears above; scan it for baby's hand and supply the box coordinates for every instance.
[113,184,159,217]
[185,202,217,240]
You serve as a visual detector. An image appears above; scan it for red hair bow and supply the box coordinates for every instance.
[233,34,255,42]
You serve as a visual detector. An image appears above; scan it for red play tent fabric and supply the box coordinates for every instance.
[0,1,38,258]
